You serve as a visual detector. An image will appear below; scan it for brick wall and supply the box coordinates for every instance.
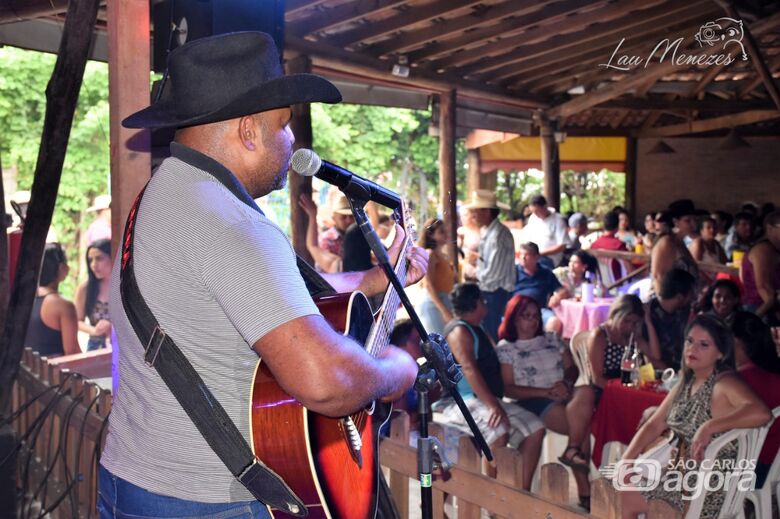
[635,136,780,221]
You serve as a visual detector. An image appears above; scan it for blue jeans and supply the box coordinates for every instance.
[481,288,510,342]
[98,465,271,518]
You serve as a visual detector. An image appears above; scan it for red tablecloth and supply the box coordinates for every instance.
[591,380,667,466]
[553,297,613,339]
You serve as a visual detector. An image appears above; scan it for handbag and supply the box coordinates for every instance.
[634,433,678,483]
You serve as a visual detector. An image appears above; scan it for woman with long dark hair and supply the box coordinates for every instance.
[699,278,741,326]
[25,243,80,356]
[620,315,771,518]
[75,239,112,350]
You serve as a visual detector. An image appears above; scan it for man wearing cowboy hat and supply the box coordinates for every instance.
[100,32,427,517]
[464,190,515,341]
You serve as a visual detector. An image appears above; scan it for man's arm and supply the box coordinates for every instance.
[321,225,428,296]
[253,314,418,417]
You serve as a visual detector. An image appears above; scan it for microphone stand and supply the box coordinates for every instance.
[346,195,493,519]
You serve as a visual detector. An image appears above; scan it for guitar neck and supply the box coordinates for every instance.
[364,240,409,359]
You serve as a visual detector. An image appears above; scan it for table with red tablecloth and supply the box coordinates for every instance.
[553,297,613,339]
[591,379,667,466]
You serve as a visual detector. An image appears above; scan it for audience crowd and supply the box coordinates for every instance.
[12,185,780,517]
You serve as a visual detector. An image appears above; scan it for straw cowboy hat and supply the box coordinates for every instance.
[87,194,111,213]
[331,194,353,216]
[122,32,341,129]
[463,190,510,210]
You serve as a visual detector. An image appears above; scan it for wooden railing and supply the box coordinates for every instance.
[11,350,683,518]
[11,348,111,519]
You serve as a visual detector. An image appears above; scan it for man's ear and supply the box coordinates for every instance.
[239,115,257,151]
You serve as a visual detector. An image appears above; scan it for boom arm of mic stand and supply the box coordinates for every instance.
[348,198,493,462]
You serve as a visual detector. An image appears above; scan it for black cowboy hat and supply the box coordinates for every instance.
[122,32,341,129]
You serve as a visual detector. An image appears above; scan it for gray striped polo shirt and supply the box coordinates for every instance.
[101,148,319,502]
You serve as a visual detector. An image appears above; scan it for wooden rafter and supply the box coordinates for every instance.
[547,10,780,119]
[286,0,331,17]
[718,0,780,110]
[364,0,542,57]
[287,0,408,37]
[598,97,771,111]
[324,0,484,48]
[637,109,780,136]
[424,1,620,69]
[285,34,547,109]
[500,16,715,90]
[477,10,717,83]
[739,53,780,97]
[450,0,688,75]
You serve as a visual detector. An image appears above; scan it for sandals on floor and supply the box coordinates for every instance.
[558,446,590,473]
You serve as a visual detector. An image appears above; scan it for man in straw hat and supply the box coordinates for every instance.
[463,189,515,341]
[101,32,427,517]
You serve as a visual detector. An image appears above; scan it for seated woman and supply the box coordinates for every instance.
[619,315,771,519]
[25,243,80,356]
[437,283,544,489]
[417,218,455,335]
[733,312,780,488]
[741,209,780,317]
[563,295,657,479]
[74,239,112,350]
[641,212,658,250]
[651,214,699,296]
[551,250,598,304]
[496,295,591,510]
[699,278,741,327]
[689,217,728,265]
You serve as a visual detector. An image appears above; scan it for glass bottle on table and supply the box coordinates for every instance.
[620,340,636,386]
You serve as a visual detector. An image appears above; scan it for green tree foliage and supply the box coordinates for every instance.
[311,103,467,223]
[0,47,110,297]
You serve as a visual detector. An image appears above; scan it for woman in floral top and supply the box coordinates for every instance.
[496,294,591,509]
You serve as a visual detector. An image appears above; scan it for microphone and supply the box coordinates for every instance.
[291,149,401,210]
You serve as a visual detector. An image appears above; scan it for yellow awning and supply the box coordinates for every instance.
[474,134,627,172]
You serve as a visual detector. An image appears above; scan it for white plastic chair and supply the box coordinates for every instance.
[569,330,593,387]
[685,406,778,519]
[735,406,780,519]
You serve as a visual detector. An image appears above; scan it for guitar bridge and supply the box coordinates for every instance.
[340,416,363,469]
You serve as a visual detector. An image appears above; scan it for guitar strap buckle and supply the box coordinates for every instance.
[238,459,307,516]
[144,325,167,367]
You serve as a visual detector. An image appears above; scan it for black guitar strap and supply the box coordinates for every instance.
[118,152,335,517]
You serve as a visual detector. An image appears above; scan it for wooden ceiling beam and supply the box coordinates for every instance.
[718,0,780,110]
[501,17,713,90]
[636,109,780,136]
[448,0,696,75]
[285,34,548,109]
[324,0,483,48]
[546,11,780,118]
[287,0,409,37]
[286,0,331,17]
[739,53,780,97]
[598,97,771,111]
[426,0,640,69]
[466,7,715,81]
[365,0,541,57]
[406,0,617,65]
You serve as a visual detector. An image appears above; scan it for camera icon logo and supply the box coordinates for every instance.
[611,459,662,491]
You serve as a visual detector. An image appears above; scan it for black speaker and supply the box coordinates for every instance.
[152,0,285,73]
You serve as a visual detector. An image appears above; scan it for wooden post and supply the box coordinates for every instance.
[538,463,570,504]
[591,478,621,519]
[624,137,638,224]
[539,116,561,210]
[108,0,151,256]
[438,89,458,277]
[0,0,101,415]
[287,54,314,263]
[466,149,480,197]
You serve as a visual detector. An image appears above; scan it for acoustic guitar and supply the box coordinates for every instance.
[250,205,413,518]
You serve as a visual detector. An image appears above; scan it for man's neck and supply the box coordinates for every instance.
[657,297,678,313]
[523,264,538,276]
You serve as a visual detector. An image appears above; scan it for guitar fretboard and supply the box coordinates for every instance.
[364,244,409,358]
